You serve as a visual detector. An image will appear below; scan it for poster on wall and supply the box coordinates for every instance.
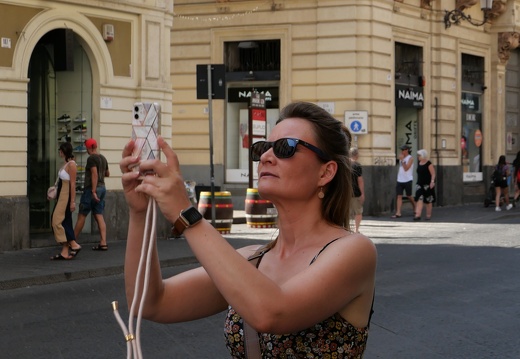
[461,93,482,182]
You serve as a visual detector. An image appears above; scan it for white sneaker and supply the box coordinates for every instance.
[495,206,501,212]
[506,204,513,210]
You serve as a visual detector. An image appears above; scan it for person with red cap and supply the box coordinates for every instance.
[74,138,110,250]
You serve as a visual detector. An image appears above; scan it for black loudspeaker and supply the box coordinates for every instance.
[54,29,74,71]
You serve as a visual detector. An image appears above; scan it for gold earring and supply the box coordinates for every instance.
[318,187,325,199]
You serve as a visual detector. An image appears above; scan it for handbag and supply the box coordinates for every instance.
[47,178,59,200]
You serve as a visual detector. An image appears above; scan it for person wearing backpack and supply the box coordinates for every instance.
[494,155,513,211]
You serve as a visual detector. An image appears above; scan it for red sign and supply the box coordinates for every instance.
[251,108,266,121]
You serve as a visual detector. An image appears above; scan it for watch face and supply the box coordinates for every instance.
[183,207,203,225]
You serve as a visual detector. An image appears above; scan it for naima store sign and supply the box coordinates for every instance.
[395,85,424,108]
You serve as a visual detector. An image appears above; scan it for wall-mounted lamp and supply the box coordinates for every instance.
[444,0,493,29]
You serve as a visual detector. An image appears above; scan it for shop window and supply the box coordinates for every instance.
[461,54,484,181]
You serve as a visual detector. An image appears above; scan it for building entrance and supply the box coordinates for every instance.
[27,29,93,236]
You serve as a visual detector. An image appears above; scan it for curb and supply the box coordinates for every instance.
[0,256,199,290]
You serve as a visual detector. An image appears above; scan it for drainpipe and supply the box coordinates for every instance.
[435,97,442,206]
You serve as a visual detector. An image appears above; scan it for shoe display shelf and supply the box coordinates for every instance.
[55,113,90,194]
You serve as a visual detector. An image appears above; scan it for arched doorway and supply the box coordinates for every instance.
[27,29,93,239]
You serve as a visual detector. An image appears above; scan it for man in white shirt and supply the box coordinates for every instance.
[392,145,416,218]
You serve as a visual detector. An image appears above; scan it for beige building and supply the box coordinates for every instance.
[1,0,519,250]
[171,0,520,215]
[0,0,173,250]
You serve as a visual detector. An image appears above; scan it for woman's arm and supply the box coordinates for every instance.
[121,141,229,323]
[131,138,377,333]
[429,163,436,188]
[68,161,77,211]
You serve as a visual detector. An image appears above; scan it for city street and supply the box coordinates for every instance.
[1,208,519,358]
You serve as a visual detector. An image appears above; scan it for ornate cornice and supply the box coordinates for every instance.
[498,32,520,64]
[421,0,433,10]
[487,0,507,22]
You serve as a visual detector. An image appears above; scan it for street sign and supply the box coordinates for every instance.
[196,64,226,99]
[345,111,368,134]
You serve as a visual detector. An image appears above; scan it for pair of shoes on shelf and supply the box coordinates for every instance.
[72,124,87,133]
[92,244,108,251]
[58,134,71,143]
[57,114,71,123]
[74,114,86,123]
[74,145,87,153]
[73,134,87,143]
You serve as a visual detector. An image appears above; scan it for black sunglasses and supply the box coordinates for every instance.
[251,138,331,162]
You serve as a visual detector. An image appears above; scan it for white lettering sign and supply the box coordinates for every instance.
[398,89,424,102]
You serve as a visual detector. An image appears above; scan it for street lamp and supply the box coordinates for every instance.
[444,0,493,29]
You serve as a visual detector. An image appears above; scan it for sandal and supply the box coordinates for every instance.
[391,214,401,218]
[50,253,74,260]
[70,246,82,256]
[413,217,421,221]
[92,244,108,251]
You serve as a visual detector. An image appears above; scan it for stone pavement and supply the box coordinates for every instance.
[0,203,518,290]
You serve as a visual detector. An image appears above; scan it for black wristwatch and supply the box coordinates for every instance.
[171,206,203,237]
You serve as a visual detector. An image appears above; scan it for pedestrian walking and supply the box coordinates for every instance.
[74,138,110,250]
[120,101,377,358]
[392,144,415,218]
[413,149,436,221]
[512,151,520,205]
[50,142,82,260]
[493,155,513,211]
[350,147,364,233]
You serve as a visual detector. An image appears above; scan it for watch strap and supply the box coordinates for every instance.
[171,206,203,237]
[171,214,190,237]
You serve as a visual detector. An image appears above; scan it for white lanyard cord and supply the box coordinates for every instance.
[113,196,157,359]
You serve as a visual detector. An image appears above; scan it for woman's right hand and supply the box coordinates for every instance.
[120,140,150,214]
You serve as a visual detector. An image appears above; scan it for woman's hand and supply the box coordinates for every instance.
[120,140,152,214]
[120,137,191,222]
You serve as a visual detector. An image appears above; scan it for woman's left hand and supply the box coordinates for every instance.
[70,202,76,212]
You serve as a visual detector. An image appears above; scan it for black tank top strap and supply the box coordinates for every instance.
[247,244,272,268]
[309,237,341,265]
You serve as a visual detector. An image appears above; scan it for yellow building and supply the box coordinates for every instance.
[171,0,520,215]
[1,0,519,250]
[0,0,173,250]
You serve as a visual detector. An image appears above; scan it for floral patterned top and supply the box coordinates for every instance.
[223,239,371,358]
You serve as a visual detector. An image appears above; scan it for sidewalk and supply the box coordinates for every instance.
[0,204,518,290]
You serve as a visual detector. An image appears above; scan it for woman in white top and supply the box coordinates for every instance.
[50,142,81,260]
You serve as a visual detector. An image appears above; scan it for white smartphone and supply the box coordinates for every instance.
[130,102,161,174]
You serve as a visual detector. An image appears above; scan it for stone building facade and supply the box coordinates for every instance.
[171,0,520,216]
[0,0,173,250]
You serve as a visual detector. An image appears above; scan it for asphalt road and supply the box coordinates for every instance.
[1,213,519,358]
